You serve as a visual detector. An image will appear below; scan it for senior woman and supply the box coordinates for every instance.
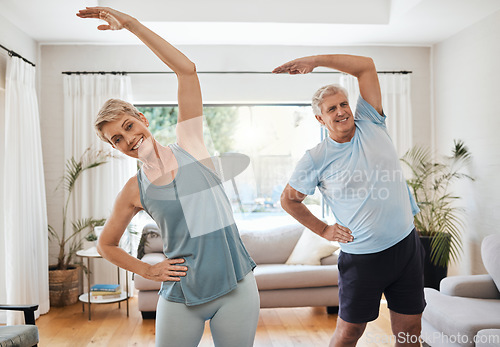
[77,7,259,347]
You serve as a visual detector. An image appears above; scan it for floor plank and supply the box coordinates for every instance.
[34,293,395,346]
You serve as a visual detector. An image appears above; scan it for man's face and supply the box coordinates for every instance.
[316,93,355,143]
[101,113,153,159]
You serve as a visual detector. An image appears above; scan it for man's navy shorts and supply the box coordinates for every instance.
[337,228,426,324]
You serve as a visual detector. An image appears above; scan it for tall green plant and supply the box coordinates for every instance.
[48,149,110,270]
[401,140,474,267]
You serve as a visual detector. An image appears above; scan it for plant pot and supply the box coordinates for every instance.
[49,266,80,307]
[419,236,448,290]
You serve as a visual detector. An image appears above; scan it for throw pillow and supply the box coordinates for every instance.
[285,227,340,265]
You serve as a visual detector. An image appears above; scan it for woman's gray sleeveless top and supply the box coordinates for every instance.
[136,143,255,306]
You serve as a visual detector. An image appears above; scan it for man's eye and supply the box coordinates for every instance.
[114,138,121,144]
[127,123,132,130]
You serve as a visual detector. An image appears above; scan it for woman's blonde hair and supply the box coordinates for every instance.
[311,84,348,116]
[95,99,142,143]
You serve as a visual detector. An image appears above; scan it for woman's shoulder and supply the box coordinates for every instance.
[116,174,142,209]
[124,174,140,193]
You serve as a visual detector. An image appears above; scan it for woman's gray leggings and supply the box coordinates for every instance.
[155,272,260,347]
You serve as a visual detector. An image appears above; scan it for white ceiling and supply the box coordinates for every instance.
[1,0,500,46]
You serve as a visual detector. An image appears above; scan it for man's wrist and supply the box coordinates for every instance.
[318,223,329,237]
[312,55,328,68]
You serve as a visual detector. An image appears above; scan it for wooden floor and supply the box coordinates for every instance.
[36,294,394,346]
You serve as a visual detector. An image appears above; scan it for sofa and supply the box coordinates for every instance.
[134,221,340,318]
[421,233,500,347]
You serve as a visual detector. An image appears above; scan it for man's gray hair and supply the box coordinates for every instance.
[311,84,348,116]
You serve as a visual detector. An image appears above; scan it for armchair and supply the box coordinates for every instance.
[421,234,500,347]
[0,305,39,347]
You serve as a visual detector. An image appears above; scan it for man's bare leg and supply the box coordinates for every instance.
[329,317,367,347]
[390,310,422,346]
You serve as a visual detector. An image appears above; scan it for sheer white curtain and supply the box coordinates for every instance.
[63,74,136,289]
[340,73,413,155]
[2,56,49,324]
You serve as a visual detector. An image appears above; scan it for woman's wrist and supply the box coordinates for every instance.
[123,17,140,31]
[139,262,152,278]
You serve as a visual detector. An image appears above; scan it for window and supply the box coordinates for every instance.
[137,104,325,224]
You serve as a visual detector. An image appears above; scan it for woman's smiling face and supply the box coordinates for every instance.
[101,113,153,159]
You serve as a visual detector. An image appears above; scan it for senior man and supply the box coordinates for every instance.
[274,54,424,347]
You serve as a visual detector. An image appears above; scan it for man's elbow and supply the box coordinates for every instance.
[362,57,376,74]
[351,56,376,78]
[280,191,296,213]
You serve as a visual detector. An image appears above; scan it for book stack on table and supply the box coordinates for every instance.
[90,284,121,300]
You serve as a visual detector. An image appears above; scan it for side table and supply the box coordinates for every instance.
[76,247,129,320]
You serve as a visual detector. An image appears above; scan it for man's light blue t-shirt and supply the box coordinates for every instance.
[289,96,419,254]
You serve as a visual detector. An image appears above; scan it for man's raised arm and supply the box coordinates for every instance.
[273,54,382,115]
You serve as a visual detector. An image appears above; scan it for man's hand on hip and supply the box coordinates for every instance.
[321,224,354,243]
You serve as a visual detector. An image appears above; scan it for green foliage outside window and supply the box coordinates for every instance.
[138,106,237,153]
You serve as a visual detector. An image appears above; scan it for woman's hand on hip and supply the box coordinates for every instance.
[143,258,188,282]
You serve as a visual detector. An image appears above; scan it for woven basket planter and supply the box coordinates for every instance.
[49,266,80,307]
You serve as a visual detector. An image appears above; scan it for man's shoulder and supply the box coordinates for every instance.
[304,138,345,172]
[307,138,329,158]
[354,96,386,125]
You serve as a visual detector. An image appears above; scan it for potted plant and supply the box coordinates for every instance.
[48,148,109,306]
[401,140,474,289]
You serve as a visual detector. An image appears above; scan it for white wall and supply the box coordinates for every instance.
[0,11,39,322]
[40,43,431,264]
[433,9,500,275]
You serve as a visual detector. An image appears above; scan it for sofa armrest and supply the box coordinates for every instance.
[440,274,500,299]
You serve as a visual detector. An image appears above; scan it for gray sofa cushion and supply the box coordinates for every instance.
[423,288,500,346]
[254,264,339,290]
[240,224,304,264]
[482,234,500,292]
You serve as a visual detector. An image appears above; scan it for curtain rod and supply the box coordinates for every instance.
[0,44,36,67]
[62,70,412,75]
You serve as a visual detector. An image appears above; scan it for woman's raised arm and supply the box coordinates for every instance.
[77,7,205,153]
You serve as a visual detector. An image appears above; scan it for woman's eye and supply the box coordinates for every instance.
[127,123,132,130]
[114,138,121,144]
